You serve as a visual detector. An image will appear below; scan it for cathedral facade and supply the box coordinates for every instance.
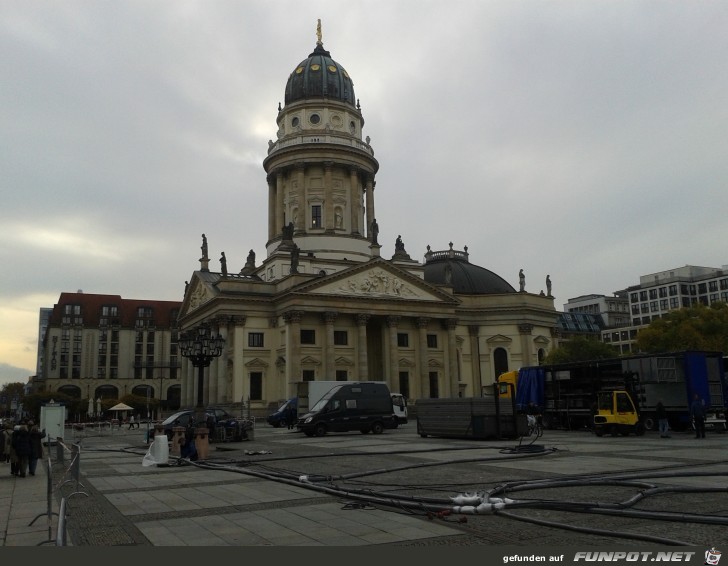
[178,30,558,411]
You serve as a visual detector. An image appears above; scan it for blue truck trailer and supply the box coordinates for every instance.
[507,351,727,432]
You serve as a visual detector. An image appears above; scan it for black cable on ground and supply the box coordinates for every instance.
[496,509,694,546]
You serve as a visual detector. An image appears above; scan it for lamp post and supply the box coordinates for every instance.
[179,324,224,423]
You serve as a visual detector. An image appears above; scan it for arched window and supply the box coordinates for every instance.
[538,348,546,364]
[132,385,153,398]
[96,385,119,400]
[493,348,509,379]
[57,385,81,399]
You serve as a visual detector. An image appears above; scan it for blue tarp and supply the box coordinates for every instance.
[515,367,545,412]
[684,351,712,408]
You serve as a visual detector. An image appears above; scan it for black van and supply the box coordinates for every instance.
[297,382,397,437]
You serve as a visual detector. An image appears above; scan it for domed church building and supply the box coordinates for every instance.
[178,25,558,411]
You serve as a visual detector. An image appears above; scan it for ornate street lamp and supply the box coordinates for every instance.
[179,324,224,421]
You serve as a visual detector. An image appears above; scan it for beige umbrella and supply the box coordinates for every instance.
[108,402,134,422]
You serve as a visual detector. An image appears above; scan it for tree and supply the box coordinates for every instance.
[544,336,620,365]
[1,382,26,417]
[635,302,728,354]
[22,391,77,421]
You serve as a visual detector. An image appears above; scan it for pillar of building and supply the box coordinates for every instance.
[267,174,276,241]
[356,314,370,381]
[295,163,306,232]
[275,171,285,236]
[365,176,375,238]
[519,324,534,367]
[446,318,459,398]
[323,161,334,231]
[468,325,482,396]
[323,311,337,378]
[349,167,359,234]
[387,316,400,391]
[283,311,303,384]
[182,359,194,408]
[417,317,430,401]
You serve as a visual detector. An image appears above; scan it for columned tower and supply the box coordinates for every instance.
[261,23,379,278]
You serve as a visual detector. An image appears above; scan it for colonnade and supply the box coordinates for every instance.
[266,164,375,239]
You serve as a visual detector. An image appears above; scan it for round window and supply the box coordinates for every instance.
[349,121,356,134]
[292,117,299,128]
[310,114,321,125]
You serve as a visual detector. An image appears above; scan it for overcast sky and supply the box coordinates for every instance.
[2,1,727,387]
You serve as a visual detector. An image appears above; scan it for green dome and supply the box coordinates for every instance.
[284,43,356,107]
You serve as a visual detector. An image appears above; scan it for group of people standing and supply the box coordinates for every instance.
[0,419,46,478]
[655,394,709,439]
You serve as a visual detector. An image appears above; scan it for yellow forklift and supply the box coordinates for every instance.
[593,389,646,437]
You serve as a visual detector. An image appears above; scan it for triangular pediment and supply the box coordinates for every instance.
[398,358,416,368]
[244,358,269,369]
[335,356,354,366]
[533,335,550,345]
[300,356,321,366]
[486,334,512,344]
[296,259,455,303]
[428,359,444,368]
[179,271,221,317]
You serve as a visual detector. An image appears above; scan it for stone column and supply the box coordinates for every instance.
[267,174,276,241]
[417,317,430,401]
[445,318,459,398]
[519,324,534,367]
[349,167,360,234]
[365,176,375,238]
[182,359,194,408]
[230,316,246,403]
[295,163,306,232]
[387,316,400,390]
[468,325,482,396]
[323,311,337,378]
[356,314,370,381]
[323,161,334,231]
[207,323,223,405]
[283,311,304,383]
[275,171,285,237]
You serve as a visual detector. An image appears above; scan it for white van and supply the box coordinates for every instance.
[391,393,408,426]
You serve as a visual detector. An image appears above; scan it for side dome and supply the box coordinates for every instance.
[284,43,356,107]
[423,247,517,295]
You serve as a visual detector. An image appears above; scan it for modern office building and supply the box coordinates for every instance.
[564,265,728,354]
[176,29,559,412]
[563,293,630,328]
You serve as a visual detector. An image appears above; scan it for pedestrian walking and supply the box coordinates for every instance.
[0,423,6,463]
[691,393,706,439]
[656,400,670,438]
[2,424,12,464]
[128,414,136,430]
[8,425,20,475]
[28,421,46,476]
[12,421,31,477]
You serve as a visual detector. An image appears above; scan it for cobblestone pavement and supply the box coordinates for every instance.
[48,423,728,547]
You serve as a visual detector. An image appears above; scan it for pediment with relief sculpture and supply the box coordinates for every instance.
[303,263,451,303]
[179,272,220,317]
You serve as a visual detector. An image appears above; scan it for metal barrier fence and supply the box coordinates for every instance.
[28,455,58,545]
[52,439,89,546]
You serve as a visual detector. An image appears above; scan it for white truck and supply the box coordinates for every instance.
[295,380,408,425]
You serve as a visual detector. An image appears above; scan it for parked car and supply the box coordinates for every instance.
[267,397,297,428]
[161,408,234,440]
